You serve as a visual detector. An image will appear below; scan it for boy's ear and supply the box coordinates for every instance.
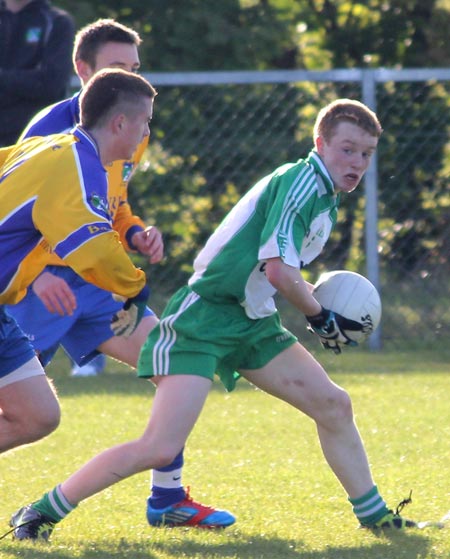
[315,135,324,156]
[112,113,126,134]
[76,59,94,86]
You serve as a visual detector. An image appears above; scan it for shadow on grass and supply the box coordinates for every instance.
[47,371,262,398]
[0,532,432,559]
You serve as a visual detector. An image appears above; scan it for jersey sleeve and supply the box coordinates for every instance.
[113,202,146,252]
[106,137,148,251]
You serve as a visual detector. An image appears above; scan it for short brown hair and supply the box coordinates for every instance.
[73,19,142,69]
[314,99,382,142]
[79,68,157,129]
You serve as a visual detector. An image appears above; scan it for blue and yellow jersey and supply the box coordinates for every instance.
[21,92,148,266]
[0,127,145,305]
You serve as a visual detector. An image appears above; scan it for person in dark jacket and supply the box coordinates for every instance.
[0,0,75,146]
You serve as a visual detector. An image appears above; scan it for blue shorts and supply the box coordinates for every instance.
[0,306,38,378]
[5,266,155,367]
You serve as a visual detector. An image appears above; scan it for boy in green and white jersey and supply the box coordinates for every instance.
[11,99,422,541]
[190,151,339,317]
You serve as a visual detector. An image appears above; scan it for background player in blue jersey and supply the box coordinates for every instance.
[0,68,154,457]
[9,98,424,541]
[6,18,235,529]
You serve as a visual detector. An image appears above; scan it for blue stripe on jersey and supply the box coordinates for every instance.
[0,198,35,231]
[23,93,80,138]
[0,200,41,293]
[54,221,112,259]
[73,127,100,158]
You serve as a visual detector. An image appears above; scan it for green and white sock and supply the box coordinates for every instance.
[349,485,389,526]
[32,485,77,523]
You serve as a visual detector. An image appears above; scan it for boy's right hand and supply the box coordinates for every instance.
[305,306,362,354]
[32,271,77,316]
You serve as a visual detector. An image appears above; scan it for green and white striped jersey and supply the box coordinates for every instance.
[189,150,340,319]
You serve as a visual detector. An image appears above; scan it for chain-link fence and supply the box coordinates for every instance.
[124,68,450,352]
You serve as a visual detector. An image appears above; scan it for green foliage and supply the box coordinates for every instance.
[57,1,450,71]
[376,81,450,276]
[0,350,449,558]
[55,0,449,340]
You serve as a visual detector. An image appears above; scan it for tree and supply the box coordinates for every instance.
[56,0,449,292]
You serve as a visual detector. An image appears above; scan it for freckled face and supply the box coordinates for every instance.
[316,121,379,193]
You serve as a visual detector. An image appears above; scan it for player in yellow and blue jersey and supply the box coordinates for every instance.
[5,19,235,530]
[0,68,153,457]
[8,19,156,373]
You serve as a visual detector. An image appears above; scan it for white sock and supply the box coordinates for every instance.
[151,467,183,489]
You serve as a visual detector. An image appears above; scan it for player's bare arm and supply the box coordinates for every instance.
[265,257,321,317]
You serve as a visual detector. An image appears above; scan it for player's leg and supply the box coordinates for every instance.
[240,343,374,497]
[10,374,213,540]
[239,342,417,529]
[61,374,211,500]
[0,307,60,452]
[64,285,227,528]
[0,369,60,452]
[97,314,158,368]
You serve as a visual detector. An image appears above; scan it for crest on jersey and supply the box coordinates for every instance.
[90,193,109,215]
[26,28,42,44]
[122,162,134,183]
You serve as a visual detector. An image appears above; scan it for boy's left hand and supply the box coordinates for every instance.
[111,284,150,337]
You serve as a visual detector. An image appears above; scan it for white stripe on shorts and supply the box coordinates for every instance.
[153,291,200,375]
[0,356,45,389]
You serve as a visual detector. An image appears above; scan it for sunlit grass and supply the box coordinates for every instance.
[0,349,448,558]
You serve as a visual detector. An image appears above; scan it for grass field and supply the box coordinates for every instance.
[0,349,449,559]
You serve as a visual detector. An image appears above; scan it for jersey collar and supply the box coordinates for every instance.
[70,91,82,126]
[73,126,101,159]
[306,150,335,195]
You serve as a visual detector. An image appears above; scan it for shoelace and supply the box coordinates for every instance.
[0,526,16,540]
[0,519,33,541]
[0,515,53,541]
[395,489,413,516]
[182,486,215,513]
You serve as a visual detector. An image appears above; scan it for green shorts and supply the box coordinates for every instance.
[137,286,297,391]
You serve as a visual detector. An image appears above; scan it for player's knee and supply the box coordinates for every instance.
[29,404,61,441]
[316,387,353,427]
[40,404,61,434]
[7,406,60,449]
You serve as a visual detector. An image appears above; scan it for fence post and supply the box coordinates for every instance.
[362,69,382,350]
